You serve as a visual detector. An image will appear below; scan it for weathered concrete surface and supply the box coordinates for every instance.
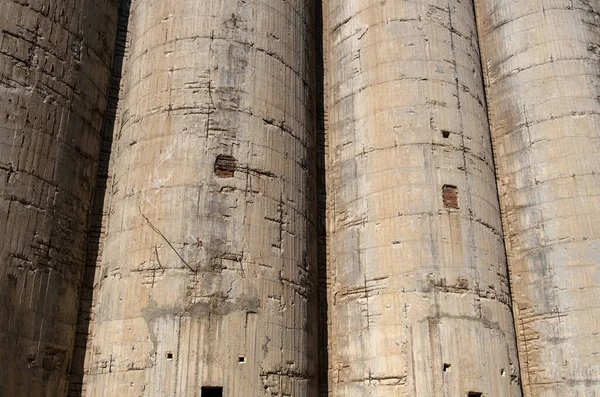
[68,1,132,395]
[315,1,331,395]
[0,0,118,395]
[82,0,318,395]
[325,0,522,396]
[474,1,600,396]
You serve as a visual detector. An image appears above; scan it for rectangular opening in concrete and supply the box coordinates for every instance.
[442,129,451,138]
[442,184,459,209]
[201,386,223,397]
[467,392,483,397]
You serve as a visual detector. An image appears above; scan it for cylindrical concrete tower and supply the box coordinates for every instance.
[325,0,522,396]
[0,0,119,395]
[474,1,600,396]
[82,0,318,396]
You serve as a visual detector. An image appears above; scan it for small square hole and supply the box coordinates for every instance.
[166,352,173,360]
[442,130,451,138]
[201,386,223,397]
[467,392,483,397]
[238,355,246,363]
[443,363,451,372]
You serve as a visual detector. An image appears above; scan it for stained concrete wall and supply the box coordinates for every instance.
[474,1,600,396]
[0,0,119,395]
[82,0,318,395]
[325,0,522,395]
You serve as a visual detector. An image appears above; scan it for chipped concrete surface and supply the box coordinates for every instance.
[324,0,522,396]
[80,0,318,395]
[0,0,598,396]
[475,0,600,396]
[0,0,118,395]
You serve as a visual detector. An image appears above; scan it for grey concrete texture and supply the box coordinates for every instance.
[1,0,599,396]
[474,0,600,396]
[80,0,319,395]
[324,0,521,396]
[0,0,119,395]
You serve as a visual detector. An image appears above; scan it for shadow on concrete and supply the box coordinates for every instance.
[68,1,132,395]
[315,1,329,395]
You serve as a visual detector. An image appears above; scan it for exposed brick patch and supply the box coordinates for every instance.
[442,185,459,209]
[214,154,237,178]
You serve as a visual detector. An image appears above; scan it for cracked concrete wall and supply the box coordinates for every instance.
[81,0,318,396]
[474,0,600,396]
[0,0,119,395]
[325,0,522,396]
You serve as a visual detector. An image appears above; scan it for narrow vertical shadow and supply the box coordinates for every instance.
[315,1,329,396]
[67,0,132,395]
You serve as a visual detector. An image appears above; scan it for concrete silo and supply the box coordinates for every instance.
[474,0,600,395]
[2,0,598,395]
[324,0,522,395]
[81,0,319,396]
[0,0,119,395]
